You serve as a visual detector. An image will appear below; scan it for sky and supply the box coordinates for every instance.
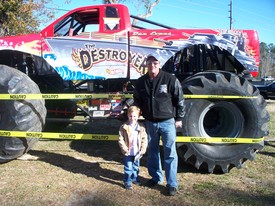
[46,0,275,44]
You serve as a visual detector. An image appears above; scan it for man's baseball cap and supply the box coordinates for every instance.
[146,53,160,61]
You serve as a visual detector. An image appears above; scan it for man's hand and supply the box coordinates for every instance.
[175,121,182,128]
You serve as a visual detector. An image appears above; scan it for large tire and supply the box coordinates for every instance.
[178,71,269,173]
[0,65,46,163]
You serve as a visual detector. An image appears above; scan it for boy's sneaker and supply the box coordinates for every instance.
[124,183,132,190]
[167,187,177,196]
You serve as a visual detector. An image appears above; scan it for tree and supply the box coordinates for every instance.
[0,0,55,36]
[259,42,275,79]
[102,0,160,18]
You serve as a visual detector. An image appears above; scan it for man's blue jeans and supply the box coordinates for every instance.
[145,118,178,188]
[123,155,140,185]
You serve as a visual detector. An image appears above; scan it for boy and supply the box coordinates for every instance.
[118,106,148,190]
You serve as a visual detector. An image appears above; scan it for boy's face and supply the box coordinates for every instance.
[128,111,139,124]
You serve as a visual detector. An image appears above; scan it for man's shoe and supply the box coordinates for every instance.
[168,187,177,196]
[133,181,141,186]
[145,179,159,187]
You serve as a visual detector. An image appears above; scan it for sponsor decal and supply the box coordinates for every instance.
[100,104,111,110]
[111,102,122,111]
[71,43,147,75]
[106,68,124,75]
[93,111,105,117]
[88,106,98,111]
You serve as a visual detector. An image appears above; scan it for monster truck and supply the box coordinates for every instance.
[0,4,269,173]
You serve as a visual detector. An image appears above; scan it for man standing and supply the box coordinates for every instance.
[133,54,185,196]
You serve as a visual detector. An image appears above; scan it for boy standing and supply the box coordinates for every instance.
[118,106,148,190]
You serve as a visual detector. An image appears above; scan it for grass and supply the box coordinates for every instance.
[268,101,275,138]
[0,101,274,206]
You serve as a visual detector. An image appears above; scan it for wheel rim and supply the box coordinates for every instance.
[198,101,244,138]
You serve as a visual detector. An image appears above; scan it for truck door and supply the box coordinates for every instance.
[43,5,129,81]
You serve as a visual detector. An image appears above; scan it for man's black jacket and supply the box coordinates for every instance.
[134,70,185,122]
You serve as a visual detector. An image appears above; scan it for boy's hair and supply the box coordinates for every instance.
[127,106,140,115]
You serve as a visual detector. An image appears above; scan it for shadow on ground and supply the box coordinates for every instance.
[29,149,124,187]
[42,118,208,175]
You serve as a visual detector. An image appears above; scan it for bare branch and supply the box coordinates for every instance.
[132,0,160,25]
[103,0,119,3]
[142,0,160,18]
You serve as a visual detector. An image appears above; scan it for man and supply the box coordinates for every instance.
[133,53,185,196]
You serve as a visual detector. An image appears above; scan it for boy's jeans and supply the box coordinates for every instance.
[145,118,178,188]
[123,155,140,185]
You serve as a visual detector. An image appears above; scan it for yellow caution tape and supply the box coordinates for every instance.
[0,130,264,143]
[0,93,257,100]
[176,136,264,143]
[0,130,117,141]
[184,94,258,99]
[0,93,133,100]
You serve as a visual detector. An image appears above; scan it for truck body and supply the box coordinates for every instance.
[0,4,269,173]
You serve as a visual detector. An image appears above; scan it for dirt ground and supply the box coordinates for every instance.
[0,101,274,206]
